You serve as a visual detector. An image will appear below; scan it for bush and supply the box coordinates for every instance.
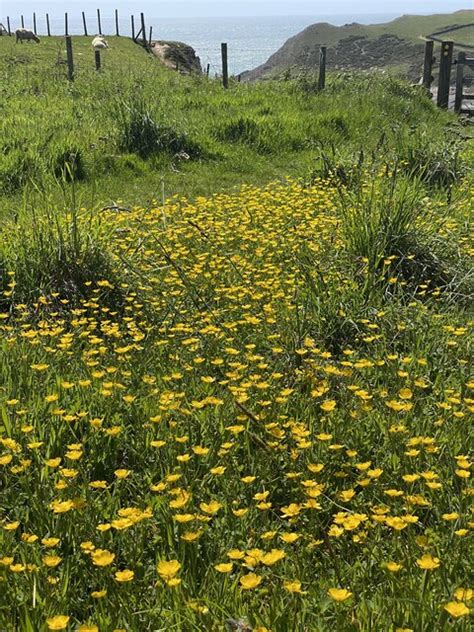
[318,113,350,139]
[0,206,124,311]
[52,145,87,182]
[338,172,474,302]
[307,145,364,188]
[215,116,261,146]
[292,71,320,96]
[0,149,40,195]
[400,136,464,189]
[116,96,202,159]
[215,116,304,153]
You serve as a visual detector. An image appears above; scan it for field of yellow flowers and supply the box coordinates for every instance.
[0,173,473,631]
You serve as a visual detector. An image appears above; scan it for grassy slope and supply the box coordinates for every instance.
[0,34,461,218]
[0,31,473,632]
[0,36,315,212]
[284,11,474,47]
[245,10,474,79]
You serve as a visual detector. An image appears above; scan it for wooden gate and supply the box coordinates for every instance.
[422,41,474,114]
[454,52,474,114]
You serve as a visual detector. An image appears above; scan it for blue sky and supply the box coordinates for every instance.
[1,1,470,18]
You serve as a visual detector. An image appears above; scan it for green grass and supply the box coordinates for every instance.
[429,24,474,48]
[0,30,473,632]
[0,34,466,215]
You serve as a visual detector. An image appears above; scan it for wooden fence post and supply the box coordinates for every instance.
[82,12,88,36]
[115,9,120,36]
[33,13,37,34]
[318,46,327,90]
[131,15,135,39]
[7,17,11,35]
[65,35,74,81]
[134,27,143,43]
[95,49,101,71]
[46,14,51,36]
[97,9,102,35]
[422,40,435,91]
[221,43,229,88]
[140,13,146,46]
[65,13,68,37]
[454,51,466,114]
[21,15,25,28]
[206,63,210,78]
[148,26,153,47]
[437,41,453,109]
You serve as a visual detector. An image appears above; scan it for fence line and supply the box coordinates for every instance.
[421,39,474,114]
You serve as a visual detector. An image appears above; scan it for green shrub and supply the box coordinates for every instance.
[0,207,124,310]
[307,146,364,188]
[295,246,365,355]
[215,116,303,153]
[116,96,202,159]
[0,149,40,195]
[292,71,320,96]
[318,113,350,138]
[216,116,261,146]
[52,145,87,182]
[338,172,473,302]
[400,136,464,189]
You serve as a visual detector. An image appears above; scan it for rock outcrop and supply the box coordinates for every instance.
[151,41,202,74]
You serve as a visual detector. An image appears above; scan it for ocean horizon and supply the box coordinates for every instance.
[1,10,406,74]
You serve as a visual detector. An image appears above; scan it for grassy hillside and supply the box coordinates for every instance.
[0,31,473,632]
[0,34,468,215]
[243,10,474,81]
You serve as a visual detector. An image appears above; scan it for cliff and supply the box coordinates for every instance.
[242,10,474,81]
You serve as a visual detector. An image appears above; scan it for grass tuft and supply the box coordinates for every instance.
[116,95,203,159]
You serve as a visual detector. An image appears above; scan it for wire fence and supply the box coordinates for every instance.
[1,9,289,76]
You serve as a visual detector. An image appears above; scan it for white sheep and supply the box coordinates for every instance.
[92,35,109,49]
[15,28,40,44]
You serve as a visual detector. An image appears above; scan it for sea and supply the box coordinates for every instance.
[0,6,403,75]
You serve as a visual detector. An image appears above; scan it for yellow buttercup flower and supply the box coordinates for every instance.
[444,601,470,618]
[280,532,300,543]
[240,572,262,589]
[328,588,353,602]
[320,399,337,412]
[454,587,473,601]
[115,569,134,582]
[43,555,62,568]
[283,580,306,594]
[4,521,20,530]
[157,559,181,580]
[91,549,115,567]
[166,577,182,587]
[261,549,286,566]
[46,615,70,630]
[50,500,74,514]
[416,554,441,570]
[199,500,222,515]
